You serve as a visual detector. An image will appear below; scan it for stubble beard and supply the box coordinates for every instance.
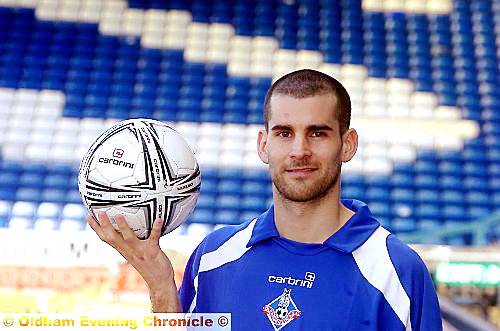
[270,161,342,203]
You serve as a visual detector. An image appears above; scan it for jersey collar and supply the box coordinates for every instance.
[246,199,380,253]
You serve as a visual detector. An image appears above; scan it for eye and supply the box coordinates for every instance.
[311,131,326,137]
[277,131,291,138]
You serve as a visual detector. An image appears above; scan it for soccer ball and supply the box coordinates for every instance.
[78,118,201,239]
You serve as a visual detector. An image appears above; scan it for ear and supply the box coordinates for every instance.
[340,128,358,163]
[257,129,269,164]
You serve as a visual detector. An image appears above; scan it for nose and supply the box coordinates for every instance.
[289,136,312,159]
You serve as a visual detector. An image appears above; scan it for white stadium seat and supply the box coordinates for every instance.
[34,217,58,231]
[58,0,80,21]
[8,217,33,230]
[12,201,37,218]
[25,144,51,162]
[38,90,65,108]
[0,201,12,217]
[60,218,84,231]
[197,150,219,167]
[363,157,392,174]
[79,118,106,135]
[186,223,213,239]
[122,8,144,35]
[199,123,222,137]
[389,144,416,162]
[5,127,29,147]
[365,143,388,158]
[48,146,76,163]
[29,130,54,143]
[80,3,101,23]
[15,89,39,105]
[243,153,265,168]
[37,202,61,219]
[56,118,80,133]
[34,104,62,119]
[0,88,15,103]
[222,124,247,139]
[220,151,244,167]
[221,138,245,152]
[12,103,35,117]
[62,203,87,220]
[198,136,221,152]
[342,157,364,174]
[32,117,56,133]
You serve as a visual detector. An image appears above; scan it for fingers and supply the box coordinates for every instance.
[115,214,137,242]
[97,211,115,232]
[86,214,104,239]
[149,218,164,242]
[93,212,123,247]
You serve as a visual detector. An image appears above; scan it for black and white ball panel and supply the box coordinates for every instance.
[78,119,200,239]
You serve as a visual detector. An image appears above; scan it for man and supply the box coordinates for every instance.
[87,69,442,330]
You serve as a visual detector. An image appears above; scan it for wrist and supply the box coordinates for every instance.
[147,273,177,295]
[148,281,180,313]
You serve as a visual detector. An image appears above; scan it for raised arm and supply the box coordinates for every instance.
[86,212,181,312]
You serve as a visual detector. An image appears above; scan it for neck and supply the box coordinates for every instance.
[273,180,355,244]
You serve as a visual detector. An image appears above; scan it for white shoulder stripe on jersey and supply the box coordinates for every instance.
[352,227,412,331]
[188,218,258,312]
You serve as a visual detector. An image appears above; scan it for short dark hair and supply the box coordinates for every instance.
[263,69,351,135]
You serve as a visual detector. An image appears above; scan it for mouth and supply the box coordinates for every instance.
[285,168,317,176]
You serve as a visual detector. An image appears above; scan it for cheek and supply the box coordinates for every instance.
[319,146,342,164]
[266,146,288,166]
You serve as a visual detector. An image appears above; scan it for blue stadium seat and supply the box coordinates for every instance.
[216,195,240,210]
[15,189,42,202]
[368,202,391,218]
[414,204,441,219]
[467,206,491,220]
[241,181,267,196]
[200,179,217,195]
[0,201,12,221]
[240,211,260,223]
[417,219,442,231]
[215,210,240,225]
[42,189,68,203]
[66,191,83,204]
[44,175,71,190]
[0,172,18,188]
[443,205,467,222]
[391,218,417,233]
[442,190,465,206]
[390,189,415,204]
[241,196,267,212]
[197,195,216,210]
[190,208,214,224]
[217,180,241,195]
[341,186,365,199]
[366,188,390,202]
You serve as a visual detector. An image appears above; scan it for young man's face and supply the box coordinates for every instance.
[258,93,353,202]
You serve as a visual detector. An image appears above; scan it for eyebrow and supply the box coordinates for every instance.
[270,124,334,132]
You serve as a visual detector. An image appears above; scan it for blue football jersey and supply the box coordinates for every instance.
[179,199,442,330]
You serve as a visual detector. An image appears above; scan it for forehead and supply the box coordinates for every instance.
[268,94,339,127]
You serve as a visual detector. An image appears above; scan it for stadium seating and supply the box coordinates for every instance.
[0,0,498,245]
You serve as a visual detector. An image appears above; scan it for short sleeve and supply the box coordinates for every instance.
[387,235,443,331]
[178,241,204,313]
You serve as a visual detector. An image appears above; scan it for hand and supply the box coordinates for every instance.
[86,212,181,311]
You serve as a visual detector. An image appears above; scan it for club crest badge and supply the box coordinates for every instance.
[263,288,301,330]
